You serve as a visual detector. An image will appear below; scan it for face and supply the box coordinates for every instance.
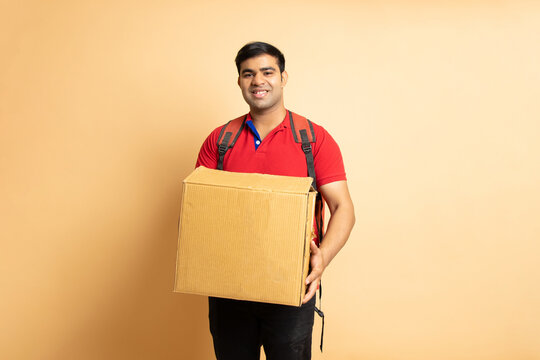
[237,54,288,113]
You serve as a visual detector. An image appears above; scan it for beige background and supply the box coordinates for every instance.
[1,1,539,359]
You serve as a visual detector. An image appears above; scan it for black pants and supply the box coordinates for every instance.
[208,296,316,360]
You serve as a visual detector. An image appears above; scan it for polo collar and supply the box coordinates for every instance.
[246,110,290,130]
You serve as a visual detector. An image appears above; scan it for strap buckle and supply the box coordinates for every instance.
[218,143,228,155]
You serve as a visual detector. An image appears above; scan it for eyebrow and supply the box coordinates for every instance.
[241,66,277,74]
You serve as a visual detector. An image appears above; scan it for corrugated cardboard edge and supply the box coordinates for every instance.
[297,194,309,306]
[185,166,313,195]
[297,191,317,306]
[173,180,187,293]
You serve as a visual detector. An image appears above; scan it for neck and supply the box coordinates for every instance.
[250,105,287,134]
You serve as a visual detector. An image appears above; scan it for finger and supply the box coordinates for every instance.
[302,278,319,304]
[310,240,319,253]
[305,267,321,285]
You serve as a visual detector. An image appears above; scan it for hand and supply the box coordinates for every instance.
[302,241,326,304]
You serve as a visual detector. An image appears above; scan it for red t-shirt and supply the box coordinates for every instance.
[196,110,347,188]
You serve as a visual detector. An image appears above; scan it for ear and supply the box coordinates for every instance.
[281,70,288,87]
[237,76,240,87]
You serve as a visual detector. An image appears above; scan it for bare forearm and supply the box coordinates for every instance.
[302,182,355,303]
[319,201,355,268]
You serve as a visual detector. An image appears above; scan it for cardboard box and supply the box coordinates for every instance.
[174,166,316,306]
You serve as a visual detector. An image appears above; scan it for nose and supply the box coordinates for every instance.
[251,72,265,86]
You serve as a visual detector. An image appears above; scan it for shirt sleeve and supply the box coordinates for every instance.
[195,126,224,169]
[313,125,347,188]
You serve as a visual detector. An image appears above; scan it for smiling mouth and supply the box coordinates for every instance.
[251,90,268,98]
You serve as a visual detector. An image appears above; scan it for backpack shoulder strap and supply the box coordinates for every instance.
[290,110,326,351]
[289,111,316,144]
[288,111,317,190]
[216,115,246,170]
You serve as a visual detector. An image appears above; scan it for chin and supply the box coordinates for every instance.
[247,101,269,111]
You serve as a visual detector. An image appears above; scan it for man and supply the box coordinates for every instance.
[196,41,355,360]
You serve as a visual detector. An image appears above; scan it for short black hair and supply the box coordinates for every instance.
[235,42,285,74]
